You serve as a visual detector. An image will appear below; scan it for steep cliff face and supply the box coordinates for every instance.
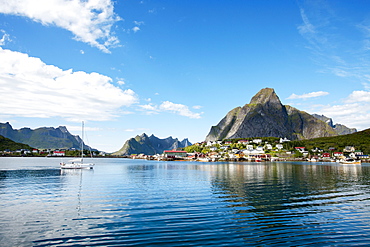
[0,122,92,150]
[205,88,350,142]
[113,134,192,155]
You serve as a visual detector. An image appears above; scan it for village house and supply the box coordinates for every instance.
[253,139,262,144]
[311,147,323,153]
[279,137,290,143]
[276,144,283,150]
[343,146,355,152]
[295,147,306,153]
[220,145,229,150]
[238,140,249,144]
[334,152,343,157]
[265,144,273,150]
[321,153,331,159]
[163,150,187,159]
[53,151,65,156]
[246,144,254,150]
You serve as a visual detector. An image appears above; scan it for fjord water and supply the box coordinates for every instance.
[1,158,370,246]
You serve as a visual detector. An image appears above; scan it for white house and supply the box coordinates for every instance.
[265,144,273,150]
[253,139,262,144]
[276,144,283,150]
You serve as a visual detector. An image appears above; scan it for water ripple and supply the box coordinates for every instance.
[1,159,370,246]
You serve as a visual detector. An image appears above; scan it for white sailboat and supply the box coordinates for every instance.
[60,122,94,169]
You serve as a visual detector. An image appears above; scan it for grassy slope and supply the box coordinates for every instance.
[0,135,34,151]
[286,128,370,154]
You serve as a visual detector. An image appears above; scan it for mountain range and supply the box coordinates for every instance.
[205,88,356,142]
[0,122,94,150]
[112,133,192,155]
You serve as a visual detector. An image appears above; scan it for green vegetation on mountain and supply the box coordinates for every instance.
[0,135,33,151]
[285,128,370,154]
[0,122,94,150]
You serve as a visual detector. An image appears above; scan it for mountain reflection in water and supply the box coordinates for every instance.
[0,158,369,246]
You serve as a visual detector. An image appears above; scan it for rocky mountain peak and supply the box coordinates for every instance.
[205,88,356,142]
[113,133,192,155]
[249,88,282,105]
[58,126,70,133]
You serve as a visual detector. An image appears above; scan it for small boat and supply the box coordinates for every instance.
[197,157,210,162]
[339,158,361,165]
[60,122,94,169]
[60,158,94,169]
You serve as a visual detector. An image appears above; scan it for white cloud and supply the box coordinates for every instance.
[287,91,329,100]
[138,101,202,118]
[0,29,11,45]
[138,103,158,112]
[0,48,138,121]
[192,105,202,109]
[0,0,120,53]
[345,90,370,103]
[159,101,202,119]
[132,26,140,33]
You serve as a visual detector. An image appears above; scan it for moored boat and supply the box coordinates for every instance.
[60,122,95,169]
[339,158,361,165]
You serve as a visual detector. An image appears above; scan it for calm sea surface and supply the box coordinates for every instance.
[1,157,370,246]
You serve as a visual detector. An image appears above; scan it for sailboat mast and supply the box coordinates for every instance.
[81,121,84,162]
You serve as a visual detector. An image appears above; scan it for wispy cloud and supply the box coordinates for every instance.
[287,91,329,99]
[0,48,138,121]
[296,2,370,130]
[297,3,370,85]
[297,8,315,35]
[0,29,11,45]
[0,0,121,53]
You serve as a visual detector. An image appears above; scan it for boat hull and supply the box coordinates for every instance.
[60,162,94,169]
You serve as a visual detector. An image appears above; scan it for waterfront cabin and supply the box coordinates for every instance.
[334,152,343,157]
[163,150,187,159]
[322,153,331,158]
[53,151,65,156]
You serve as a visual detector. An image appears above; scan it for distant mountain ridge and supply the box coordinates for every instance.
[113,133,192,155]
[0,122,94,150]
[205,88,356,141]
[312,114,357,135]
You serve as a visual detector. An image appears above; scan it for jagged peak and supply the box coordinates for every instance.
[249,88,282,105]
[57,126,69,133]
[140,133,149,138]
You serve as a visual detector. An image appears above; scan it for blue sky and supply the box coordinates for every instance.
[1,0,370,152]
